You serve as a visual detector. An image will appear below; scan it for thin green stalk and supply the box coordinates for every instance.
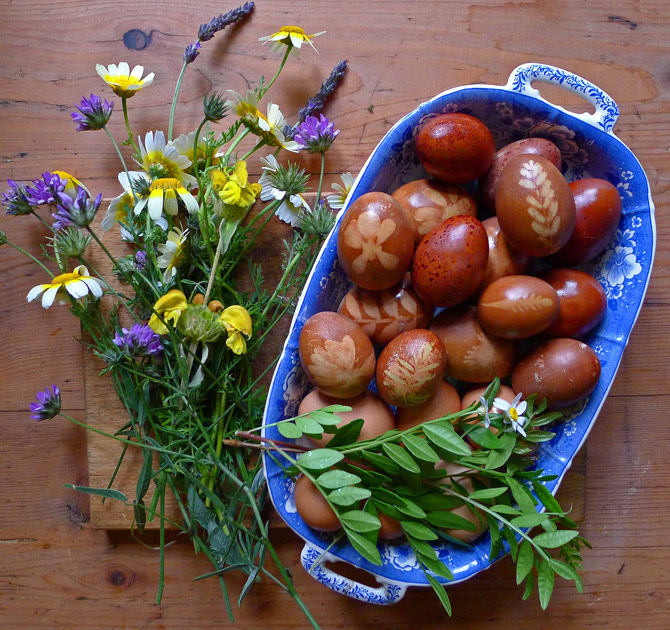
[315,152,326,206]
[222,128,251,163]
[261,46,291,97]
[204,221,225,303]
[168,61,188,141]
[101,442,129,504]
[4,239,54,277]
[104,126,137,202]
[157,476,166,604]
[259,252,301,320]
[30,210,54,233]
[240,139,266,161]
[121,98,140,155]
[192,118,207,198]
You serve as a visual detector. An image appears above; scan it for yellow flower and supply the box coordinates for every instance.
[148,289,188,335]
[157,227,189,283]
[26,265,103,309]
[219,305,252,354]
[95,62,155,98]
[134,177,199,220]
[53,170,88,198]
[210,161,262,219]
[259,26,325,53]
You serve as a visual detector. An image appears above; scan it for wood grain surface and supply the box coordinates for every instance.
[1,1,669,628]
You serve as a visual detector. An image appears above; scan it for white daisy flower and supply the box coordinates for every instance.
[259,155,310,227]
[157,227,189,283]
[137,130,197,188]
[258,26,325,54]
[494,393,529,438]
[133,178,199,221]
[168,130,210,166]
[327,172,355,210]
[258,103,300,152]
[101,171,149,231]
[95,62,155,98]
[26,265,103,309]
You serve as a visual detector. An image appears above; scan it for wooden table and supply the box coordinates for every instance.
[1,1,668,628]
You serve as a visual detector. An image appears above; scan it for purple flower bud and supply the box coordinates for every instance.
[297,60,347,124]
[52,187,101,230]
[183,42,201,64]
[30,385,61,421]
[197,2,255,42]
[112,323,163,358]
[2,179,33,216]
[71,94,114,132]
[134,250,148,270]
[25,172,66,206]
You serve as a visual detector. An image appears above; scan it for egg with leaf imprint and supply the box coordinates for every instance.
[396,381,461,431]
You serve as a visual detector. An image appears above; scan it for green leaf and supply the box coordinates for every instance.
[339,510,381,533]
[295,415,324,436]
[532,480,563,514]
[372,500,405,521]
[297,448,344,471]
[537,559,555,610]
[345,528,382,565]
[343,464,392,487]
[523,430,556,443]
[423,423,471,456]
[490,504,521,516]
[326,418,364,448]
[361,451,402,476]
[425,573,452,616]
[516,540,534,585]
[382,443,420,474]
[502,525,518,560]
[319,404,352,414]
[65,484,127,502]
[486,432,516,470]
[468,426,502,449]
[316,469,361,490]
[426,511,476,531]
[238,566,260,606]
[402,434,440,463]
[372,488,426,519]
[550,558,583,592]
[533,529,579,548]
[510,512,550,528]
[415,493,465,511]
[401,521,438,541]
[508,477,537,514]
[522,570,534,600]
[328,486,371,507]
[278,421,303,439]
[487,514,502,558]
[469,487,508,501]
[134,500,146,534]
[135,449,153,502]
[417,553,453,579]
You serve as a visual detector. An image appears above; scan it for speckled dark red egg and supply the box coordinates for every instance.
[298,311,375,399]
[478,275,560,339]
[549,178,622,266]
[375,329,447,407]
[496,155,576,257]
[411,215,489,307]
[337,274,433,345]
[479,138,562,212]
[430,305,515,383]
[337,192,414,290]
[512,338,601,408]
[415,113,495,184]
[391,178,477,244]
[541,269,607,338]
[396,381,461,431]
[481,217,531,289]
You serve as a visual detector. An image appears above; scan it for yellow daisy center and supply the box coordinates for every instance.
[50,270,81,286]
[144,154,183,180]
[509,407,519,421]
[104,74,139,91]
[150,178,183,192]
[278,26,306,36]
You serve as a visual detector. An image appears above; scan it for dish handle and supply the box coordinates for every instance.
[505,63,619,134]
[300,543,407,605]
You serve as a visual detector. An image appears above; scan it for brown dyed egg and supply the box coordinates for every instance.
[376,329,448,407]
[378,512,404,539]
[299,312,375,399]
[496,155,576,257]
[481,217,531,289]
[479,138,562,212]
[478,275,560,339]
[412,215,489,307]
[430,306,515,383]
[298,389,395,448]
[541,269,607,338]
[396,381,461,431]
[512,338,601,408]
[337,275,433,346]
[337,192,414,290]
[416,113,495,184]
[436,462,487,543]
[294,475,341,532]
[549,178,622,266]
[391,179,477,244]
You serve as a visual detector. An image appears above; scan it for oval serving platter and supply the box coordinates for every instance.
[262,63,656,605]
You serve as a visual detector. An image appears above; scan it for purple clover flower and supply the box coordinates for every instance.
[2,179,33,216]
[112,323,163,358]
[30,385,61,421]
[197,2,255,42]
[25,172,65,206]
[183,42,201,64]
[134,250,148,270]
[71,94,114,132]
[294,114,340,154]
[52,187,101,230]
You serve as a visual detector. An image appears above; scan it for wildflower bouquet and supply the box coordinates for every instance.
[1,5,349,625]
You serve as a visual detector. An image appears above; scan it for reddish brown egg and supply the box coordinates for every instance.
[412,215,489,307]
[430,306,515,383]
[541,269,607,338]
[378,512,404,539]
[479,138,562,212]
[298,389,395,448]
[512,338,601,408]
[396,381,461,431]
[549,178,622,266]
[294,475,341,531]
[481,217,531,289]
[478,275,560,339]
[415,113,495,184]
[337,192,414,290]
[337,274,433,346]
[436,463,487,542]
[391,178,477,244]
[461,385,517,415]
[299,312,375,399]
[376,329,448,407]
[496,155,576,257]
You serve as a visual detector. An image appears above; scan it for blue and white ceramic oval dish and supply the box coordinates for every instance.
[262,63,656,605]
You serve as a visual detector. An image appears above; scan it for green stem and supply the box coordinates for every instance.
[222,128,251,164]
[157,475,166,604]
[104,126,137,202]
[121,98,140,155]
[192,118,207,198]
[30,210,54,233]
[261,46,292,97]
[168,61,188,142]
[204,221,225,303]
[259,252,301,320]
[240,139,266,161]
[5,239,54,277]
[315,152,326,207]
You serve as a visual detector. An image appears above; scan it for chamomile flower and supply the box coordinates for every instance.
[259,26,325,54]
[137,131,197,188]
[169,130,211,168]
[259,155,310,226]
[327,172,354,210]
[257,103,299,151]
[219,305,252,354]
[102,172,148,231]
[134,178,199,221]
[228,89,261,126]
[26,265,103,309]
[157,227,189,283]
[95,62,155,98]
[495,393,528,438]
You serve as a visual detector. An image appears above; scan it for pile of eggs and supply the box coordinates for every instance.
[293,113,620,537]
